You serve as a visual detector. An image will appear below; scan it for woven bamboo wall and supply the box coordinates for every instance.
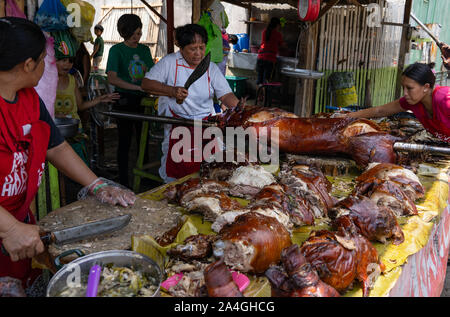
[313,0,405,113]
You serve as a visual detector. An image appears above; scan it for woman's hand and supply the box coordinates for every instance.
[85,178,136,207]
[92,185,137,207]
[172,86,189,104]
[2,222,44,262]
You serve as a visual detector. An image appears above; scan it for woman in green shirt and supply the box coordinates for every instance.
[106,14,154,187]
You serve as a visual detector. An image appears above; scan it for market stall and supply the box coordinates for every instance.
[36,153,449,297]
[35,103,450,297]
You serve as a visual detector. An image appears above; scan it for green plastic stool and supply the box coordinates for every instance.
[132,96,164,193]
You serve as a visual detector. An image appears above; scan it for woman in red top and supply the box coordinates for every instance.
[256,17,284,85]
[348,63,450,143]
[0,17,136,289]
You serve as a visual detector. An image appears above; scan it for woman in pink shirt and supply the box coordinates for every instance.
[348,63,450,143]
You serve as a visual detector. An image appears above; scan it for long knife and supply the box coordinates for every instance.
[410,13,443,48]
[176,52,211,104]
[1,214,131,255]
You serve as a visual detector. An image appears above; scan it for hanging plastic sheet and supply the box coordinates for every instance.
[34,0,69,32]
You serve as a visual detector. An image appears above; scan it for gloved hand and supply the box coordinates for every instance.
[78,178,136,207]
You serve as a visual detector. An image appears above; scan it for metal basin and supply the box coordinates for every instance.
[46,250,163,297]
[54,118,79,138]
[281,67,324,80]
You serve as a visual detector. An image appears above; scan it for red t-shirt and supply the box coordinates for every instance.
[399,86,450,143]
[257,29,283,63]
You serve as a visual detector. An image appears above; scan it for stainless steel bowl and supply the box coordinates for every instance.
[54,118,79,138]
[280,67,324,80]
[46,250,163,297]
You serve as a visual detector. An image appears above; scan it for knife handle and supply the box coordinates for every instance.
[39,231,55,246]
[0,231,54,257]
[176,98,183,104]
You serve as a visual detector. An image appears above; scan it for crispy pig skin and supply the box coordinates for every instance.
[300,228,383,297]
[330,195,405,245]
[216,105,401,166]
[167,234,218,261]
[266,245,340,297]
[253,184,315,226]
[204,259,243,297]
[219,212,292,274]
[355,163,425,200]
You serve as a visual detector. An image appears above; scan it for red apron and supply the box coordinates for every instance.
[165,109,215,179]
[165,57,216,179]
[0,88,50,287]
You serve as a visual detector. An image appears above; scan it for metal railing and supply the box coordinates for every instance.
[435,71,449,86]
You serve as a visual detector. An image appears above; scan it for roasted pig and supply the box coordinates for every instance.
[355,163,424,201]
[300,228,383,296]
[353,179,418,217]
[226,165,277,199]
[167,234,218,262]
[215,105,401,166]
[279,164,336,218]
[353,163,424,217]
[251,183,315,226]
[164,178,231,204]
[266,245,340,297]
[330,196,404,245]
[214,212,292,274]
[164,178,244,222]
[204,259,243,297]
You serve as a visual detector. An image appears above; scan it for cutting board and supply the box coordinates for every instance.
[38,196,183,260]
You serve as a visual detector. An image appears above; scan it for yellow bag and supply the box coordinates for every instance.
[61,0,95,42]
[335,86,358,108]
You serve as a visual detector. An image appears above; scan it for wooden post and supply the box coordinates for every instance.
[192,0,201,23]
[395,0,413,99]
[167,0,174,53]
[0,0,6,17]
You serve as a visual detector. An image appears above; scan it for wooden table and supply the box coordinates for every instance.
[38,196,182,261]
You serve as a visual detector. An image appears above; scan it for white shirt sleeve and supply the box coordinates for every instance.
[209,62,233,99]
[144,54,171,84]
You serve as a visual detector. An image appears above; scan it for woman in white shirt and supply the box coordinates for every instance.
[142,24,239,183]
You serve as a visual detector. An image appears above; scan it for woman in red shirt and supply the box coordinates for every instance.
[0,17,136,288]
[256,17,284,85]
[348,63,450,143]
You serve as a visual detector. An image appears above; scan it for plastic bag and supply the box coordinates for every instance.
[61,0,95,42]
[197,13,223,63]
[34,0,69,32]
[78,177,136,207]
[51,30,79,59]
[208,0,228,29]
[5,0,26,18]
[35,32,58,118]
[328,72,358,107]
